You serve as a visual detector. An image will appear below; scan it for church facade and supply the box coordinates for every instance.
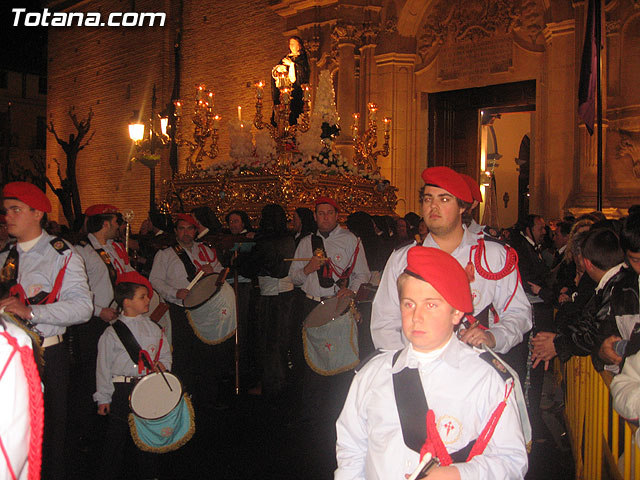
[46,0,640,226]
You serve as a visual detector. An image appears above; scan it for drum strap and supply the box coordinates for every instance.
[310,235,334,288]
[112,320,160,374]
[173,244,197,282]
[391,350,476,465]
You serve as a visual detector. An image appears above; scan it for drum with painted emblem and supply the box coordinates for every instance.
[302,295,360,376]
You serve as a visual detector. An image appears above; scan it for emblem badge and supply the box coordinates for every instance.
[436,415,462,445]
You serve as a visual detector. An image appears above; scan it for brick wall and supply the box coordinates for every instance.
[47,0,285,227]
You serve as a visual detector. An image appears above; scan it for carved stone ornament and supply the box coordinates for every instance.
[332,23,362,46]
[606,20,621,35]
[617,129,640,179]
[417,0,545,62]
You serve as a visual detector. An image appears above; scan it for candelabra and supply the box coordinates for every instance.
[253,79,311,158]
[351,103,391,175]
[173,84,221,175]
[128,84,170,213]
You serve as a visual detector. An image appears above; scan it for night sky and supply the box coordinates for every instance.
[1,0,48,75]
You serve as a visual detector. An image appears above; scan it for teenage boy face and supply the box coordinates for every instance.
[421,186,465,237]
[124,286,151,316]
[399,275,463,353]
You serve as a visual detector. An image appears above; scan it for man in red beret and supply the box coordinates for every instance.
[149,212,223,406]
[371,166,531,386]
[336,246,528,479]
[0,181,92,480]
[73,203,138,448]
[289,196,370,421]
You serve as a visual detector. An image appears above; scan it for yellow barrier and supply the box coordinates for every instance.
[563,356,640,480]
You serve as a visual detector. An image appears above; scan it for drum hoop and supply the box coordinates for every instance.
[129,372,183,420]
[304,296,352,329]
[184,274,222,310]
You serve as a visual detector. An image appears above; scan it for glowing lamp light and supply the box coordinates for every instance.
[160,117,169,137]
[128,122,145,142]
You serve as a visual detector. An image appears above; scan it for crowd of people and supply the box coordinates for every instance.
[1,170,639,479]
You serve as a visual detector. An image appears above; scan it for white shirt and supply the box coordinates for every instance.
[149,242,222,305]
[370,227,532,354]
[94,313,172,405]
[76,234,136,317]
[0,232,92,338]
[335,336,528,480]
[289,226,370,298]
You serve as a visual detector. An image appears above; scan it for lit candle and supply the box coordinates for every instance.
[368,103,377,122]
[206,91,214,110]
[383,117,391,133]
[237,105,242,122]
[256,81,264,99]
[213,115,221,129]
[174,100,182,117]
[196,84,205,101]
[282,88,291,105]
[302,85,310,102]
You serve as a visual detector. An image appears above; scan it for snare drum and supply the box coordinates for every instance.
[183,273,237,345]
[302,296,360,376]
[128,372,195,453]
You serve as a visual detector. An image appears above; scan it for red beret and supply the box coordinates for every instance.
[460,174,483,203]
[315,197,339,212]
[404,246,472,313]
[176,213,199,227]
[2,182,52,213]
[85,204,119,217]
[116,271,153,299]
[421,167,473,203]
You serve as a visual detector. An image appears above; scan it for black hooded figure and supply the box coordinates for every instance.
[271,36,310,126]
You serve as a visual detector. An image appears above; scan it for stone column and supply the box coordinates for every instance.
[374,52,418,215]
[333,24,359,149]
[358,30,378,126]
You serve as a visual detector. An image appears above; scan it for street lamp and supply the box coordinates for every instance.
[128,84,169,213]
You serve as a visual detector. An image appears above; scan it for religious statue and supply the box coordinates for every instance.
[271,36,310,126]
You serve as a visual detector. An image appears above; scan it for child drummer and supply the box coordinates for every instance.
[94,271,171,480]
[335,246,528,479]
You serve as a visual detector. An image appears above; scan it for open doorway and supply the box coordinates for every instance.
[427,81,536,229]
[479,107,535,229]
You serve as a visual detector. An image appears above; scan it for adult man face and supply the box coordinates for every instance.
[3,199,43,242]
[421,185,465,237]
[316,203,338,234]
[175,220,197,248]
[103,215,120,240]
[626,250,640,275]
[228,213,244,235]
[529,217,546,245]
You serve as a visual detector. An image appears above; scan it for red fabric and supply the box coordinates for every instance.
[110,242,130,266]
[421,167,473,203]
[2,182,51,213]
[405,246,473,313]
[460,174,483,202]
[176,213,199,227]
[115,271,153,299]
[138,349,153,374]
[8,253,72,306]
[85,204,118,217]
[314,197,340,212]
[420,409,452,465]
[325,240,361,284]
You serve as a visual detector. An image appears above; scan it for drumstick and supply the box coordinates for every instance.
[186,270,205,291]
[407,453,434,480]
[158,369,173,392]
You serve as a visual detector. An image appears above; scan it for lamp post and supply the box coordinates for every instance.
[128,84,169,213]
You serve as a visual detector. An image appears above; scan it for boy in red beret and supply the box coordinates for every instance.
[94,271,171,479]
[336,246,528,479]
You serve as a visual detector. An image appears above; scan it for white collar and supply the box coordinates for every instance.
[596,263,625,292]
[18,231,44,252]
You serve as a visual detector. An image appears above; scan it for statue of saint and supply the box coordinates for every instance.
[271,36,310,126]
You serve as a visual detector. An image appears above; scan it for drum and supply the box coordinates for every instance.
[302,296,360,376]
[184,273,237,345]
[128,372,195,453]
[149,289,172,347]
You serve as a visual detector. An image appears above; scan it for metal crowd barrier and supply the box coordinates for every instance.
[563,356,640,479]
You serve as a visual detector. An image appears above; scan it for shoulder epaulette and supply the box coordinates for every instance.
[481,227,507,247]
[355,349,384,372]
[50,237,70,255]
[75,236,89,247]
[479,351,513,382]
[393,238,417,252]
